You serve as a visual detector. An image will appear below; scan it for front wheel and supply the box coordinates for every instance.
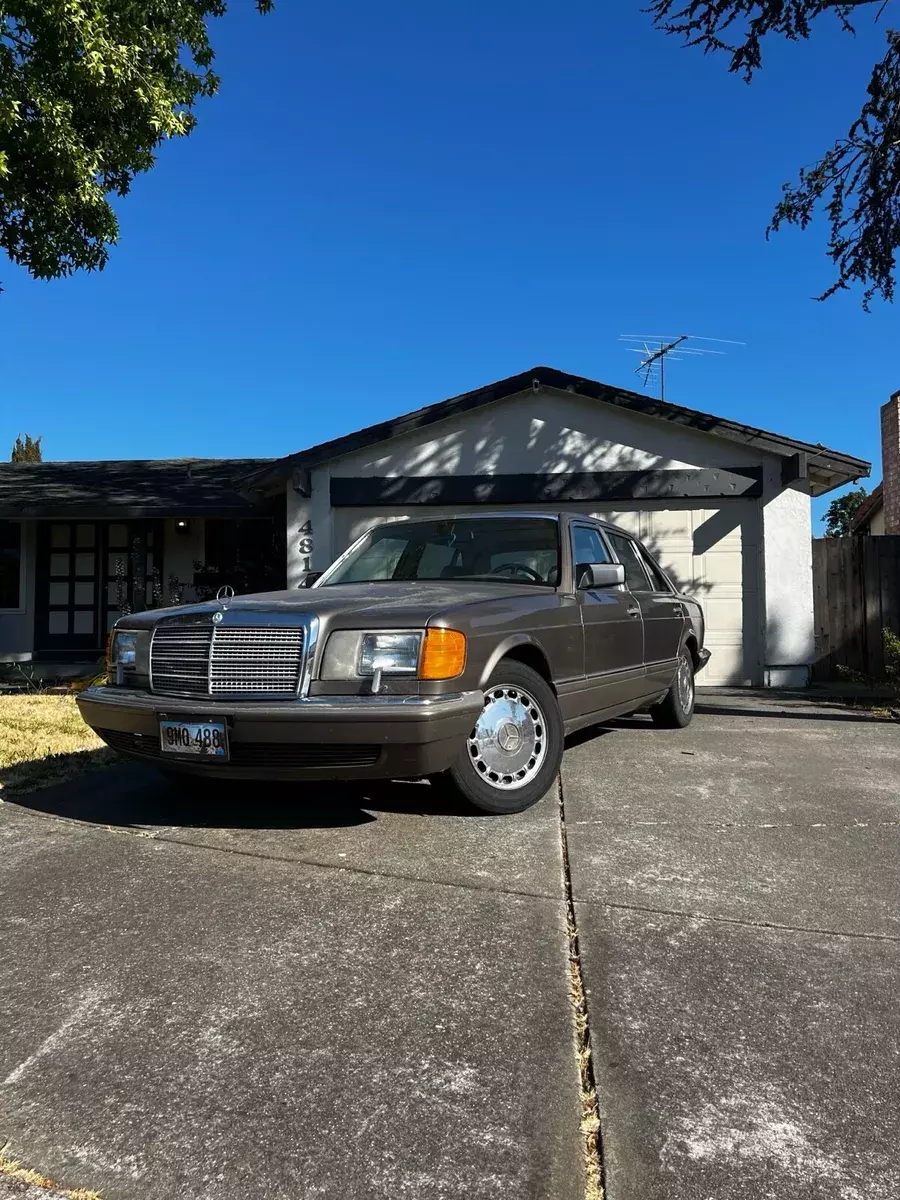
[439,661,564,815]
[651,646,695,729]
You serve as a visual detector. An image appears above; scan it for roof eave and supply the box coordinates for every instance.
[238,366,871,494]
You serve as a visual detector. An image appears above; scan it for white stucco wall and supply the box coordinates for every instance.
[329,386,764,479]
[760,464,814,687]
[0,521,36,661]
[287,469,333,585]
[869,506,886,535]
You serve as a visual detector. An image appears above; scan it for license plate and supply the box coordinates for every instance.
[159,720,229,760]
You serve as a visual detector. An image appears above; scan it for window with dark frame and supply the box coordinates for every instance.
[607,532,652,593]
[571,524,611,570]
[0,521,22,609]
[637,546,673,593]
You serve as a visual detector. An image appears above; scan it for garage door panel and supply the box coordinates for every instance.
[589,509,641,536]
[659,552,697,593]
[699,552,745,587]
[701,638,746,685]
[704,595,743,633]
[645,510,694,540]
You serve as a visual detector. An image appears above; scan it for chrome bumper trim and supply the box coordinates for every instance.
[79,685,480,711]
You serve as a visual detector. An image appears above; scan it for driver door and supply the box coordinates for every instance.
[571,523,646,709]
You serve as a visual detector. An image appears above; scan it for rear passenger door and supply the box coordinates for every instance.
[606,531,686,685]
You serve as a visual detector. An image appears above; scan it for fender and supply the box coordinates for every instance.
[477,633,553,690]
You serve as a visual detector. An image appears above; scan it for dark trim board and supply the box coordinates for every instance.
[781,452,808,487]
[330,468,764,507]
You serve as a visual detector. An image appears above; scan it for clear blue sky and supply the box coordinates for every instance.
[2,0,895,529]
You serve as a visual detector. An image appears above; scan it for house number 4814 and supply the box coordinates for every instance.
[298,520,314,571]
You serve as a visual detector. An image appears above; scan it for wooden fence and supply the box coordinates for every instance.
[812,536,900,680]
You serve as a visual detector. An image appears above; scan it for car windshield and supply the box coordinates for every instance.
[320,517,561,587]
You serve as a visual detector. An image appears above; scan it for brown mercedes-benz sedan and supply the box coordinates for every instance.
[77,513,709,814]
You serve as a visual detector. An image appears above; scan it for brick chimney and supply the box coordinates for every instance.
[881,391,900,535]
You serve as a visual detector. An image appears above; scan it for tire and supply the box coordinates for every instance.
[440,660,564,815]
[651,644,695,729]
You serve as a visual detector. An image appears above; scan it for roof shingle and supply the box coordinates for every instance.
[0,458,273,519]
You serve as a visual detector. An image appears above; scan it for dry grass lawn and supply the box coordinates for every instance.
[0,1146,103,1199]
[0,694,115,799]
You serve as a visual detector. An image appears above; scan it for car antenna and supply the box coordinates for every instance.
[617,334,745,402]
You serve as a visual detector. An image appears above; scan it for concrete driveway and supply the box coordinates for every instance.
[0,692,897,1200]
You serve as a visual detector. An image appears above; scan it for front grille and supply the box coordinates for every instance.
[150,625,212,696]
[210,627,304,695]
[150,623,304,698]
[98,729,379,769]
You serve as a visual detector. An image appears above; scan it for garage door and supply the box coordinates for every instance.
[332,503,758,686]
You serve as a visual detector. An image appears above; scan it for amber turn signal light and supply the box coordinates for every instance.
[420,628,466,680]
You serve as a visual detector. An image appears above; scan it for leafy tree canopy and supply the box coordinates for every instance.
[10,431,42,461]
[649,0,900,308]
[0,2,271,287]
[822,485,868,536]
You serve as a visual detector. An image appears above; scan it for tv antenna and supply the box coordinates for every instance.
[618,333,745,401]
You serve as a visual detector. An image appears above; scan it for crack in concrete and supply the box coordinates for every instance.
[558,776,605,1200]
[573,819,900,831]
[584,898,900,943]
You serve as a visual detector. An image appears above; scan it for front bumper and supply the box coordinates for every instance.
[76,685,484,781]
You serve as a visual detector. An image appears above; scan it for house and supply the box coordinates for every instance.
[0,366,870,686]
[850,485,884,536]
[849,388,900,537]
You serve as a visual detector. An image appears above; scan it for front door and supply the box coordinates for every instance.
[571,522,645,709]
[34,521,163,659]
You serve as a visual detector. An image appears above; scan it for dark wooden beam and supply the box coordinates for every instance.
[330,468,763,507]
[781,452,808,488]
[292,466,311,498]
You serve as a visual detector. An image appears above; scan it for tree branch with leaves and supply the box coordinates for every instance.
[0,2,272,289]
[649,0,900,307]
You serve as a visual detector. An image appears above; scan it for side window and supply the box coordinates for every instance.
[571,525,610,569]
[607,533,651,592]
[638,547,672,593]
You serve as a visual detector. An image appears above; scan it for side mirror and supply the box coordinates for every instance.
[298,571,323,589]
[576,562,625,589]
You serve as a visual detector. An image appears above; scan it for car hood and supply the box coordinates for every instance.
[119,580,548,629]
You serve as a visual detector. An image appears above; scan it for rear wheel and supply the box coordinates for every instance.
[440,660,564,815]
[651,645,695,729]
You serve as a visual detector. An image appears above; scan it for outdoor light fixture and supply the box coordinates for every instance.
[175,519,191,535]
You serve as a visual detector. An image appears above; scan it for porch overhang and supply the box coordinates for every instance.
[0,457,276,521]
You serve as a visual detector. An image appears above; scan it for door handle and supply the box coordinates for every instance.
[626,605,641,618]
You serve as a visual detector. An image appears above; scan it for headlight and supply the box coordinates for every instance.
[321,630,422,680]
[110,631,137,669]
[359,632,421,675]
[320,629,466,681]
[107,628,150,683]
